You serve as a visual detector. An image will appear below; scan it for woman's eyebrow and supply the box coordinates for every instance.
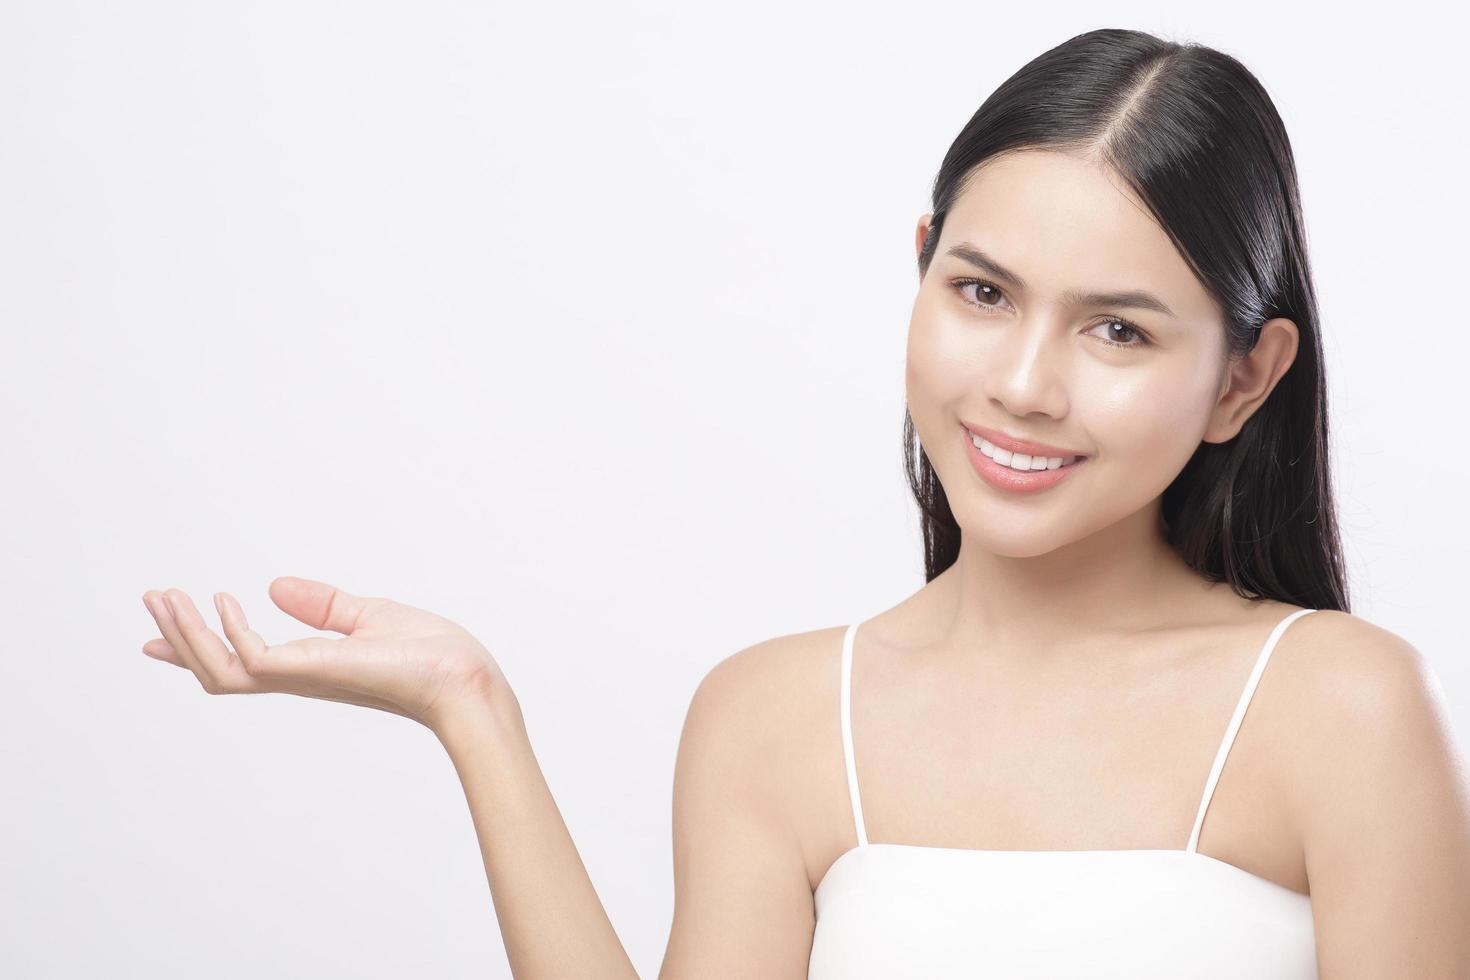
[943,241,1177,318]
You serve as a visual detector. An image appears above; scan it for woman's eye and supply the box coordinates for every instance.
[1085,319,1149,348]
[952,279,1008,310]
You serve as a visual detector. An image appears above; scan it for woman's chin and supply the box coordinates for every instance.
[957,524,1073,559]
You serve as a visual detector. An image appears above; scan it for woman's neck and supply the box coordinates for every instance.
[937,501,1214,654]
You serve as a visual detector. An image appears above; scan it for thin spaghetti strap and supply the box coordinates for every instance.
[839,621,870,848]
[1185,607,1318,853]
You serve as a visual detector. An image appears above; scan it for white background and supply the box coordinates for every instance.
[2,2,1465,976]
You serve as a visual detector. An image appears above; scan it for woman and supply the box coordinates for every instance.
[138,27,1470,979]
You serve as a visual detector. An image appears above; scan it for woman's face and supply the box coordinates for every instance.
[905,149,1234,559]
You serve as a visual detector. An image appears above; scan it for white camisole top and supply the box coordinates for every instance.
[808,608,1319,979]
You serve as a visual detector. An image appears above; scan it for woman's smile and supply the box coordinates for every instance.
[962,422,1090,493]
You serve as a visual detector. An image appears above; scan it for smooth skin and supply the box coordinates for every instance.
[142,148,1470,978]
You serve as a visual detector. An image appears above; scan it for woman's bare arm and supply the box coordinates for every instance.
[657,638,818,977]
[434,692,640,978]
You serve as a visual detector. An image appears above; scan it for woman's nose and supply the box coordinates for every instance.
[981,320,1070,420]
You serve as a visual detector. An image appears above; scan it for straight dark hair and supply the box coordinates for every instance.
[904,28,1350,613]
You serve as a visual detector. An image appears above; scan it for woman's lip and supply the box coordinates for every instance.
[960,420,1088,459]
[962,424,1087,494]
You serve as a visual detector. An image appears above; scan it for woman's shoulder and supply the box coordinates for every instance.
[1257,603,1428,701]
[1254,604,1448,806]
[1218,601,1432,757]
[688,624,849,732]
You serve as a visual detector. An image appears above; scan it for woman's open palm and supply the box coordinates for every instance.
[140,576,512,733]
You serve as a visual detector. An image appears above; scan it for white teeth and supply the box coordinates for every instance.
[971,434,1078,472]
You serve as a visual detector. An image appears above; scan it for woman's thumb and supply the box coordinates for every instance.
[268,576,373,635]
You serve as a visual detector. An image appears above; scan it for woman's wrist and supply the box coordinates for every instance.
[430,686,528,760]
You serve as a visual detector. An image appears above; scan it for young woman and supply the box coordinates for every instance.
[138,28,1470,979]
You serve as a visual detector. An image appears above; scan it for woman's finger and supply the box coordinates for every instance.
[267,576,377,635]
[214,591,269,664]
[154,589,261,695]
[144,591,207,682]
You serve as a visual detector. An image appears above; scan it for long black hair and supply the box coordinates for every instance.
[904,28,1350,613]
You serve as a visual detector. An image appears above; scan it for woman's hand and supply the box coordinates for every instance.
[140,576,517,735]
[145,578,642,979]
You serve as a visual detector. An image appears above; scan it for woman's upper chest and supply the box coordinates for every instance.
[783,614,1314,897]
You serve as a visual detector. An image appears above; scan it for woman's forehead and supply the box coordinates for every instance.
[942,150,1215,322]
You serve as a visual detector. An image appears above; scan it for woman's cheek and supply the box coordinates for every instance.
[908,309,985,395]
[906,316,967,422]
[1086,365,1215,492]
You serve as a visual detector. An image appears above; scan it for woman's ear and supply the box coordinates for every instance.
[1202,317,1301,444]
[915,212,933,269]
